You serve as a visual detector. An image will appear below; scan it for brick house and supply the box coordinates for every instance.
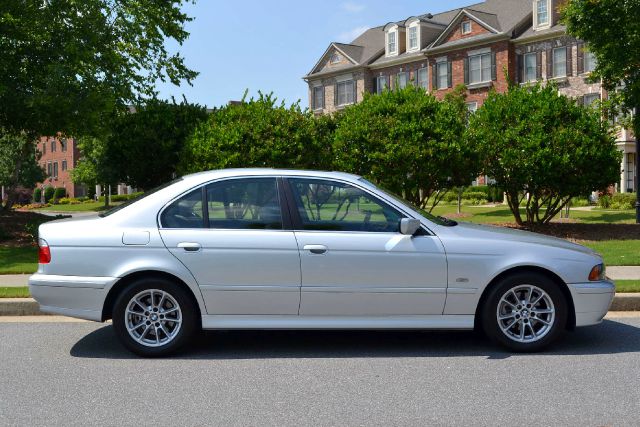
[35,135,87,199]
[304,0,636,192]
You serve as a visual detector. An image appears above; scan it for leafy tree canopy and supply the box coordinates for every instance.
[179,93,335,174]
[468,83,621,226]
[333,85,475,212]
[0,129,45,209]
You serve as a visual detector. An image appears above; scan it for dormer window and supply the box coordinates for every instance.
[408,27,418,50]
[329,53,342,65]
[461,21,472,34]
[387,31,397,54]
[535,0,550,28]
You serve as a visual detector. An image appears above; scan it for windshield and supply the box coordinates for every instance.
[99,178,184,218]
[358,178,457,227]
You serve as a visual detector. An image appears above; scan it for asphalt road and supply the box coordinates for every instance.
[1,316,640,426]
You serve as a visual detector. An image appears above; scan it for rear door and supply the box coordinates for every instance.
[284,177,448,316]
[159,177,301,315]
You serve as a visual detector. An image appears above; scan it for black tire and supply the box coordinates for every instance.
[112,277,199,357]
[482,272,568,352]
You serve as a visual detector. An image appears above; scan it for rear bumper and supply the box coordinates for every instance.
[568,280,615,327]
[28,274,117,321]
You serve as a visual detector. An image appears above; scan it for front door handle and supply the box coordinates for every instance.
[303,245,328,255]
[177,242,201,252]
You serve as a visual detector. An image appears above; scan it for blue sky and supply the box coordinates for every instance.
[156,0,472,109]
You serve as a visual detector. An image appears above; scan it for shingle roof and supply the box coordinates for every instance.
[515,24,567,41]
[465,9,501,32]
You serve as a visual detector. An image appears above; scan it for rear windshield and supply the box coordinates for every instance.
[99,178,184,218]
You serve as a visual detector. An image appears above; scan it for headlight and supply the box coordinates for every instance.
[588,263,605,281]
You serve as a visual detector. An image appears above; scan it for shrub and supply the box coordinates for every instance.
[33,188,42,203]
[43,186,55,203]
[53,187,66,203]
[610,193,636,210]
[462,191,489,203]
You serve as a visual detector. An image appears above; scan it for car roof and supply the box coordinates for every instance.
[182,168,363,184]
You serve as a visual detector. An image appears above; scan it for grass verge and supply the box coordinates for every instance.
[36,201,121,212]
[581,240,640,266]
[0,286,30,298]
[614,280,640,293]
[0,246,38,274]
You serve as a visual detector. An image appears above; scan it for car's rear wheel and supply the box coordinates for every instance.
[112,277,198,357]
[482,272,568,352]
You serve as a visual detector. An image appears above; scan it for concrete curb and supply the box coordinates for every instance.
[0,296,639,317]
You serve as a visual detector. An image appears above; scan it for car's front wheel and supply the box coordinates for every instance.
[482,272,568,352]
[112,278,198,357]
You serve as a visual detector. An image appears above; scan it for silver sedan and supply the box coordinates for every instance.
[29,169,614,356]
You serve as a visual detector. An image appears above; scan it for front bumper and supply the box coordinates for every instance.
[28,274,118,321]
[568,280,615,327]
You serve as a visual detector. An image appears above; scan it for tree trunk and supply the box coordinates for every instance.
[457,187,463,214]
[635,110,640,224]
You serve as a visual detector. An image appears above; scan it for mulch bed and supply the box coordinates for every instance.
[0,211,65,247]
[497,222,640,242]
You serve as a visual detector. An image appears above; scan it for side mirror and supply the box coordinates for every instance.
[399,218,421,236]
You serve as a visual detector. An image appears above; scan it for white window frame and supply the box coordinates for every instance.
[376,75,388,94]
[313,86,324,111]
[466,101,478,113]
[461,21,472,35]
[535,0,550,28]
[387,31,397,55]
[524,52,537,82]
[436,61,448,90]
[469,52,492,84]
[397,72,409,89]
[417,67,428,89]
[408,26,418,51]
[553,47,567,78]
[584,50,597,73]
[336,80,355,106]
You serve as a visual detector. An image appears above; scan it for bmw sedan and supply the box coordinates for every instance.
[29,169,615,356]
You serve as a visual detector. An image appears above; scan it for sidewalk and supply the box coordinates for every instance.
[1,267,639,287]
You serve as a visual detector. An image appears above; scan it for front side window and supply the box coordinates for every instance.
[376,75,388,94]
[397,72,408,89]
[313,86,324,110]
[51,140,56,152]
[47,162,52,177]
[409,27,418,49]
[337,80,355,106]
[536,0,549,26]
[387,31,397,54]
[289,179,403,233]
[206,178,282,230]
[417,68,428,89]
[553,47,567,77]
[61,139,67,152]
[437,62,448,89]
[462,21,472,34]
[584,50,597,73]
[61,160,67,171]
[52,161,58,178]
[469,53,492,84]
[524,52,537,82]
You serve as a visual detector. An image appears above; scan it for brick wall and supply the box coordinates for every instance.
[443,17,492,44]
[36,136,85,199]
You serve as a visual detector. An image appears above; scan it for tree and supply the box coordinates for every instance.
[562,0,640,222]
[179,93,334,174]
[0,129,45,210]
[106,99,209,191]
[71,136,119,207]
[333,85,475,212]
[0,0,197,206]
[467,83,621,227]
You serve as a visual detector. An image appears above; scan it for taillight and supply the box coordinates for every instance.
[38,238,51,264]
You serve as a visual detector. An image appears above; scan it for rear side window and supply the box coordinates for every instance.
[206,178,282,230]
[160,189,204,229]
[288,178,402,232]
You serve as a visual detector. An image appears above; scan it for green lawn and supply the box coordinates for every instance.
[580,240,640,266]
[0,246,38,274]
[36,201,120,212]
[615,281,640,293]
[0,286,30,298]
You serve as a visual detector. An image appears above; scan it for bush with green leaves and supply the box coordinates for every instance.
[43,187,55,204]
[468,82,621,226]
[33,188,42,204]
[333,85,476,212]
[599,193,635,210]
[53,187,66,203]
[179,93,333,174]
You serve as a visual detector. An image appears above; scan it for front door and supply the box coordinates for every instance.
[285,178,448,316]
[159,177,301,315]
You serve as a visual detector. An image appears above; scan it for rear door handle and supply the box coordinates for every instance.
[177,242,202,252]
[303,245,328,255]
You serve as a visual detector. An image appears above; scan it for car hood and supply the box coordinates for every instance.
[448,221,596,256]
